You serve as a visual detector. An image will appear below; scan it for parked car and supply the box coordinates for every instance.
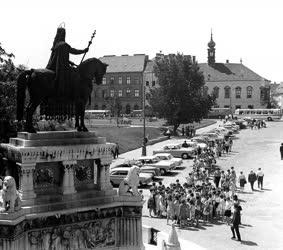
[153,143,196,159]
[110,167,153,186]
[136,155,175,175]
[153,153,183,167]
[111,162,161,177]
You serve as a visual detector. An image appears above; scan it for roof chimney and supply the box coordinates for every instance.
[226,59,229,63]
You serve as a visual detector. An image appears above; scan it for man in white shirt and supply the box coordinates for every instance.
[257,168,264,190]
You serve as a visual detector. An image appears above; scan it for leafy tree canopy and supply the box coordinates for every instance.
[149,53,215,132]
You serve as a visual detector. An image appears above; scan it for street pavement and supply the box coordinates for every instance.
[112,121,283,249]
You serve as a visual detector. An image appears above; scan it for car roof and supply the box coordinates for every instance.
[110,167,129,172]
[138,156,157,160]
[154,153,172,156]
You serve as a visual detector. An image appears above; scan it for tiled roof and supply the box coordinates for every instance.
[99,54,147,73]
[198,63,268,82]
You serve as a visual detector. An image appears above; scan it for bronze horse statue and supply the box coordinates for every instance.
[17,58,108,133]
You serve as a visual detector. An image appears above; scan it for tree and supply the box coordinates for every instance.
[0,43,24,142]
[149,53,215,133]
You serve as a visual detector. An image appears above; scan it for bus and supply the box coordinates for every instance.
[207,108,232,119]
[85,110,111,119]
[234,108,282,121]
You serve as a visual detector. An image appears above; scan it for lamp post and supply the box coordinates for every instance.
[142,84,147,156]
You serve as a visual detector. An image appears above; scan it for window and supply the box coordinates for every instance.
[224,105,230,108]
[224,86,231,98]
[134,77,140,84]
[118,76,122,84]
[146,81,149,86]
[260,87,265,100]
[145,93,151,100]
[134,89,140,97]
[126,88,131,96]
[134,104,139,110]
[102,77,106,85]
[247,86,253,98]
[110,77,114,85]
[152,81,156,87]
[110,90,114,97]
[213,86,219,98]
[248,105,254,109]
[235,87,241,99]
[214,105,219,108]
[102,104,106,109]
[94,104,98,110]
[126,76,131,84]
[118,90,122,97]
[235,105,241,110]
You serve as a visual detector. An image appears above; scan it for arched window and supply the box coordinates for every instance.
[125,104,131,114]
[235,87,241,99]
[212,86,219,98]
[224,86,231,99]
[134,104,139,110]
[247,86,253,98]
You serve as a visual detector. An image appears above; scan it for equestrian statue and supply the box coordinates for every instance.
[17,24,108,133]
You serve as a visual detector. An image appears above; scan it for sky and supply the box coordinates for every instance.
[1,0,283,82]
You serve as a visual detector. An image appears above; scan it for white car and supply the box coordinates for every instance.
[154,153,183,167]
[110,167,153,186]
[137,155,175,175]
[153,143,196,159]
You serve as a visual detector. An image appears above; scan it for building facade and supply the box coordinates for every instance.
[89,54,148,115]
[199,33,270,112]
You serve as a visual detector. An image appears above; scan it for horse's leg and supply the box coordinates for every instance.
[25,100,40,133]
[80,101,88,132]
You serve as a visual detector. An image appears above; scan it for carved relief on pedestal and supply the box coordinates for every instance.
[27,218,116,250]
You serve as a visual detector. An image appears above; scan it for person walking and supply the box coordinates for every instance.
[280,143,283,160]
[248,170,257,191]
[238,171,247,192]
[230,204,242,242]
[257,168,264,190]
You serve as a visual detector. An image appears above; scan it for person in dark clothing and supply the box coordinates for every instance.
[280,143,283,160]
[248,170,257,191]
[213,169,221,188]
[231,204,241,241]
[114,143,119,159]
[182,140,189,148]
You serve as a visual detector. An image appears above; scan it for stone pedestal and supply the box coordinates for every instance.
[0,131,144,250]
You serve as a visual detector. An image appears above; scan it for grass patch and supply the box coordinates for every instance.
[90,126,163,154]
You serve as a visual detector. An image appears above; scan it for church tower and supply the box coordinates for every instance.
[207,30,216,65]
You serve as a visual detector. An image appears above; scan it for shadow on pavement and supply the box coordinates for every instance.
[241,240,258,246]
[165,171,179,177]
[240,223,253,227]
[175,166,186,170]
[262,188,272,191]
[253,189,264,193]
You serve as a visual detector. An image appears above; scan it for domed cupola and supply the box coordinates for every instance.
[207,30,216,65]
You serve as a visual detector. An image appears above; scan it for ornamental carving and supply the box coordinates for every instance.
[28,218,116,250]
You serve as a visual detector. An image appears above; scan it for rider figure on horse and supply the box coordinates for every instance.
[46,24,89,97]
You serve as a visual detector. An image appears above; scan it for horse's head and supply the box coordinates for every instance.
[79,58,108,85]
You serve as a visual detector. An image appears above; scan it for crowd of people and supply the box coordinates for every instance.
[147,131,265,243]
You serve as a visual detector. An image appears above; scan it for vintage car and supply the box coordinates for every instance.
[110,167,153,186]
[136,155,175,175]
[153,153,183,167]
[111,162,161,177]
[153,143,196,159]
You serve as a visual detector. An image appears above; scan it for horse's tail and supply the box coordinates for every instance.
[17,69,33,121]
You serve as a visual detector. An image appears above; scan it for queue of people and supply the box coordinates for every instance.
[147,150,265,243]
